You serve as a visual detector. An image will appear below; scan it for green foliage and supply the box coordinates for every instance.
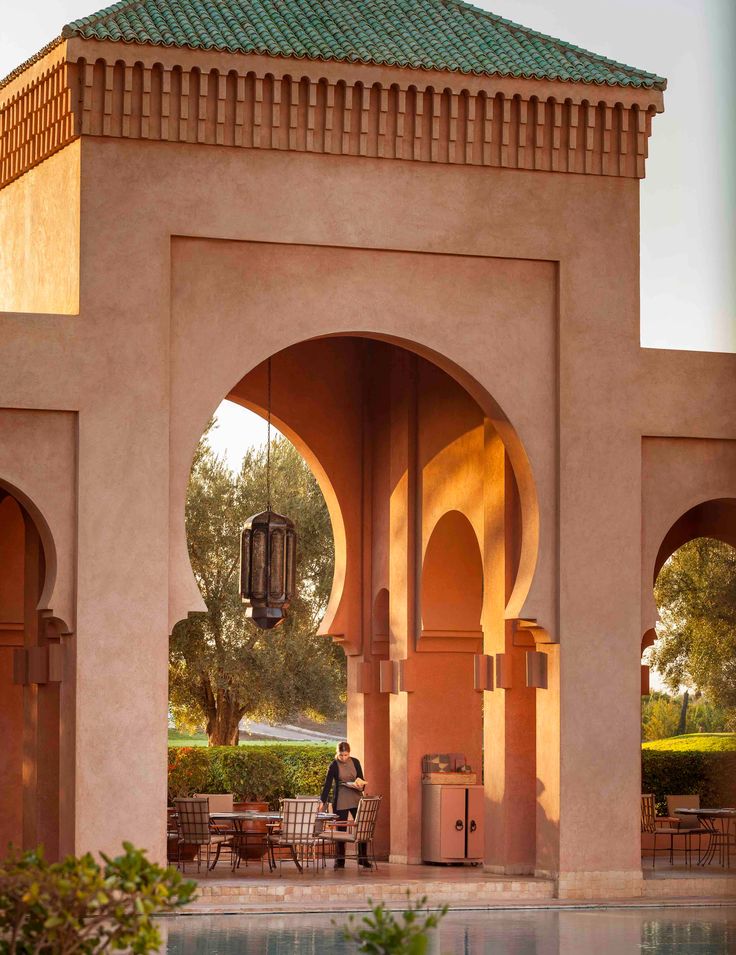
[167,744,334,808]
[641,693,681,742]
[281,745,334,798]
[341,895,448,955]
[643,733,736,753]
[167,747,212,801]
[210,747,287,806]
[641,751,736,815]
[641,691,730,742]
[170,423,345,745]
[0,843,195,955]
[651,538,736,726]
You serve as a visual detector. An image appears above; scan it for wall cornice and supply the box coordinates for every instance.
[1,38,663,191]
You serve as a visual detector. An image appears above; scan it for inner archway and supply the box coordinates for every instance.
[0,487,60,859]
[641,499,736,856]
[174,333,537,865]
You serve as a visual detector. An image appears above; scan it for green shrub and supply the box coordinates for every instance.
[341,894,448,955]
[211,747,287,806]
[279,745,334,799]
[167,744,334,807]
[642,751,736,815]
[167,747,212,801]
[0,842,195,954]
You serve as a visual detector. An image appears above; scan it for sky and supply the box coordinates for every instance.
[2,0,734,458]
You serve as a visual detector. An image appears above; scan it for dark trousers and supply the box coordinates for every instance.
[334,807,367,861]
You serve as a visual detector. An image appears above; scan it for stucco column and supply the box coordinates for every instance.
[387,350,416,863]
[72,399,169,861]
[483,432,537,874]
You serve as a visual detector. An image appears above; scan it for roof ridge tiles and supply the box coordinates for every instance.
[444,0,658,83]
[3,0,666,94]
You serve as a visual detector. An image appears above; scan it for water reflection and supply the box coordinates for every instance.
[162,907,736,954]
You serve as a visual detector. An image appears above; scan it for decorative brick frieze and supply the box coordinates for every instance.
[1,47,659,191]
[0,56,76,190]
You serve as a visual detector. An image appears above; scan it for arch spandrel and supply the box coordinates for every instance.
[0,410,76,635]
[641,437,736,639]
[168,239,557,641]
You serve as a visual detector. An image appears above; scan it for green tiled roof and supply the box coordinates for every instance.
[62,0,666,90]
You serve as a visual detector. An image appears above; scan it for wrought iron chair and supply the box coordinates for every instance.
[268,797,321,874]
[173,796,233,872]
[194,793,234,812]
[319,795,382,870]
[196,792,236,840]
[641,793,682,868]
[665,795,711,865]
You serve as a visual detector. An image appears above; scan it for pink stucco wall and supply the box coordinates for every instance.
[0,37,734,896]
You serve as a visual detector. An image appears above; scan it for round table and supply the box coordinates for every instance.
[675,808,736,867]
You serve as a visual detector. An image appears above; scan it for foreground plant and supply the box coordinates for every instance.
[0,842,196,954]
[342,894,448,954]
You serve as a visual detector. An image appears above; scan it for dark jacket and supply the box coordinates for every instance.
[320,756,364,808]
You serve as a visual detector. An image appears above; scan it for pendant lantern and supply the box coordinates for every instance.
[239,358,297,630]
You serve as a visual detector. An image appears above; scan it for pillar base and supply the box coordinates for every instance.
[554,869,644,900]
[484,863,535,876]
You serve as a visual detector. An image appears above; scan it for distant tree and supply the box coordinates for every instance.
[641,692,680,742]
[650,537,736,729]
[642,690,730,741]
[169,423,345,745]
[686,694,730,734]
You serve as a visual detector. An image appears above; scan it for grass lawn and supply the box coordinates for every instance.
[642,733,736,753]
[168,731,208,747]
[167,730,334,748]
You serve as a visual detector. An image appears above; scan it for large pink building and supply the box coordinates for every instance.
[1,0,734,900]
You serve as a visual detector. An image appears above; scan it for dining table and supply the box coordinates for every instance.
[675,808,736,867]
[210,810,338,872]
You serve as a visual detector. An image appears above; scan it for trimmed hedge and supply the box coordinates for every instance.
[169,746,736,818]
[168,744,334,808]
[642,751,736,815]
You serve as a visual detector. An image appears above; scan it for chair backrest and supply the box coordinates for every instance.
[195,793,234,813]
[279,798,319,842]
[354,795,382,842]
[640,793,657,834]
[174,797,211,844]
[667,794,700,830]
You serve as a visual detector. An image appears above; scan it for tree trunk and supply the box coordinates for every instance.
[207,695,242,746]
[677,690,689,735]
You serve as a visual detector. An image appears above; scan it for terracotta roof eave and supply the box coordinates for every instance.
[0,36,64,91]
[57,31,666,91]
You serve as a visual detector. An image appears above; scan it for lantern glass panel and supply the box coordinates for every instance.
[269,528,285,599]
[251,527,267,599]
[240,528,251,596]
[285,530,297,599]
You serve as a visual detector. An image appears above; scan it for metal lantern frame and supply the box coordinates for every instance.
[239,357,298,629]
[240,508,297,629]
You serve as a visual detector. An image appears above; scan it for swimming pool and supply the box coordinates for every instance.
[162,906,736,953]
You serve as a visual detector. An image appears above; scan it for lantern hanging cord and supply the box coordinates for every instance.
[266,356,272,512]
